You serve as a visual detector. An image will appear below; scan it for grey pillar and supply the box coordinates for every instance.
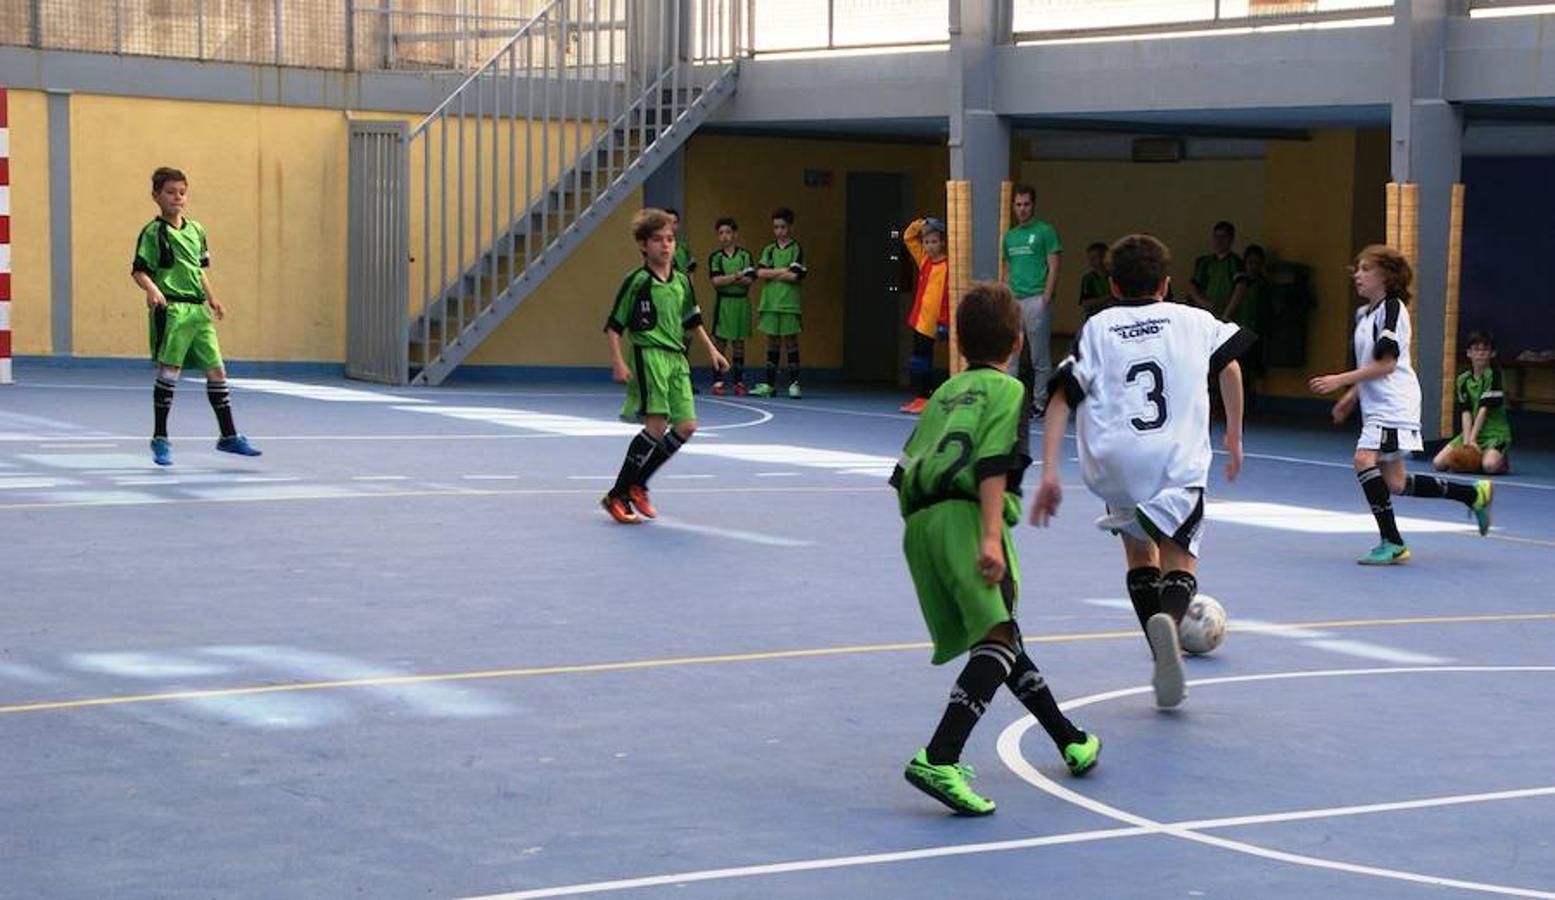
[948,0,1009,282]
[643,145,685,214]
[1391,0,1460,440]
[46,90,73,356]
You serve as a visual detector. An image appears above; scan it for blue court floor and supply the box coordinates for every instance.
[2,366,1553,899]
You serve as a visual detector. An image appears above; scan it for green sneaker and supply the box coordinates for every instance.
[1358,541,1411,565]
[748,383,775,398]
[1062,733,1101,776]
[1471,480,1494,536]
[904,749,995,816]
[787,382,803,400]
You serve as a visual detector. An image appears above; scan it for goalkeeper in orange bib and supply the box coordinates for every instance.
[900,217,950,415]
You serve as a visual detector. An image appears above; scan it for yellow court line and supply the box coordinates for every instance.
[0,484,890,513]
[2,612,1553,717]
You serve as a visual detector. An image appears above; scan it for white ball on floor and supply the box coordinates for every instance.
[1180,595,1227,656]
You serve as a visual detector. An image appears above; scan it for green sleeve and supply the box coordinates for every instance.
[1043,223,1063,256]
[605,270,646,332]
[758,243,774,268]
[132,223,160,274]
[972,381,1024,479]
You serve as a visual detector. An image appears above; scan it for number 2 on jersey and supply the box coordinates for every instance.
[1126,359,1167,432]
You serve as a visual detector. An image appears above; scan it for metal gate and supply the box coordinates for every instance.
[347,121,409,384]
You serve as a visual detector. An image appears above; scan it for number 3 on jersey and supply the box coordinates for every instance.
[1126,359,1167,432]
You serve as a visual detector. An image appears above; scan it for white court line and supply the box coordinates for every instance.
[0,478,63,490]
[462,475,520,481]
[664,474,714,480]
[565,475,614,481]
[463,778,1555,899]
[755,472,799,477]
[648,518,813,547]
[351,475,408,481]
[1082,600,1450,665]
[37,442,119,450]
[999,666,1555,900]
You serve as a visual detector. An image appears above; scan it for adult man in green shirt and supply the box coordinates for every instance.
[1001,184,1062,412]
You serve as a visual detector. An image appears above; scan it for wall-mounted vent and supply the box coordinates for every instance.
[1132,137,1185,163]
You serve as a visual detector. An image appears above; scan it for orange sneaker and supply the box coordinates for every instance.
[600,493,641,524]
[733,382,750,396]
[711,382,727,396]
[627,485,657,519]
[899,397,928,415]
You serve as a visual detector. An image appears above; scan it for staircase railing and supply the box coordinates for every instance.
[388,0,742,385]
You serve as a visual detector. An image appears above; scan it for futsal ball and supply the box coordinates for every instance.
[1444,444,1483,474]
[1180,595,1227,656]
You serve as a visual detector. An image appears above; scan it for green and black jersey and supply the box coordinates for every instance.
[758,240,805,313]
[891,366,1029,525]
[708,246,755,298]
[1455,366,1512,447]
[673,242,696,274]
[1191,252,1246,319]
[132,217,210,301]
[1079,269,1109,305]
[604,266,703,352]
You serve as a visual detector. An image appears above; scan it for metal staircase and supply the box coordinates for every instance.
[346,0,743,385]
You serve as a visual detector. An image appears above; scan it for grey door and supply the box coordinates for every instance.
[347,121,409,384]
[844,172,912,384]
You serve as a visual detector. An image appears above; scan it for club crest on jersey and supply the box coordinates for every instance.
[1109,317,1169,341]
[936,387,987,412]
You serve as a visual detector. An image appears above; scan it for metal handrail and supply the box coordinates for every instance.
[1011,1,1395,42]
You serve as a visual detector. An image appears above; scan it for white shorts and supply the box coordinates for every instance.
[1095,487,1206,557]
[1358,423,1423,461]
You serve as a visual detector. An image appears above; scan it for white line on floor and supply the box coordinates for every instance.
[647,518,813,547]
[461,475,520,481]
[351,476,409,481]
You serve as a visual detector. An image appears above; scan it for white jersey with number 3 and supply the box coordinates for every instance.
[1054,299,1252,508]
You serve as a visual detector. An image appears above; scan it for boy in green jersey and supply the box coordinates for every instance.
[131,167,260,466]
[1434,331,1513,475]
[1078,241,1109,317]
[601,209,728,524]
[893,282,1100,816]
[750,207,807,399]
[706,217,756,395]
[666,209,696,275]
[1188,220,1247,319]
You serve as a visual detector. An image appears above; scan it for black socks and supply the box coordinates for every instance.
[1359,466,1404,545]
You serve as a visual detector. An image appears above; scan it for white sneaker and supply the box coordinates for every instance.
[1146,613,1187,709]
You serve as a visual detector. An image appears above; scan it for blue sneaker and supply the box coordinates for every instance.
[1357,541,1410,566]
[150,437,173,467]
[216,434,262,457]
[1471,480,1494,536]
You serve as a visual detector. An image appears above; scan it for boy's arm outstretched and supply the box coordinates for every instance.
[976,473,1007,585]
[1218,359,1245,481]
[1030,392,1069,527]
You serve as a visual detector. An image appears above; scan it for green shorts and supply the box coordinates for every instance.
[904,500,1020,665]
[149,302,224,371]
[619,346,695,424]
[713,295,752,341]
[759,310,802,337]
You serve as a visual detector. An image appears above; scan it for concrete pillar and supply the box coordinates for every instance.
[1391,0,1461,440]
[948,0,1009,282]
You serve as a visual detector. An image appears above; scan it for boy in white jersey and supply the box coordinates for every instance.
[1031,234,1252,709]
[1308,245,1493,565]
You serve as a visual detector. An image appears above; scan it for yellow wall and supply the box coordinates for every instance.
[1017,157,1267,341]
[7,90,53,355]
[69,95,350,361]
[1260,129,1388,399]
[681,133,951,367]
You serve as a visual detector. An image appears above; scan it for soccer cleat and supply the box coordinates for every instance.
[1062,733,1102,776]
[904,749,995,816]
[216,434,262,457]
[150,437,173,467]
[627,485,657,519]
[1357,541,1411,565]
[1471,480,1494,536]
[748,383,775,398]
[600,493,641,524]
[787,382,803,400]
[733,382,749,396]
[1145,613,1187,709]
[711,381,727,396]
[899,397,928,415]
